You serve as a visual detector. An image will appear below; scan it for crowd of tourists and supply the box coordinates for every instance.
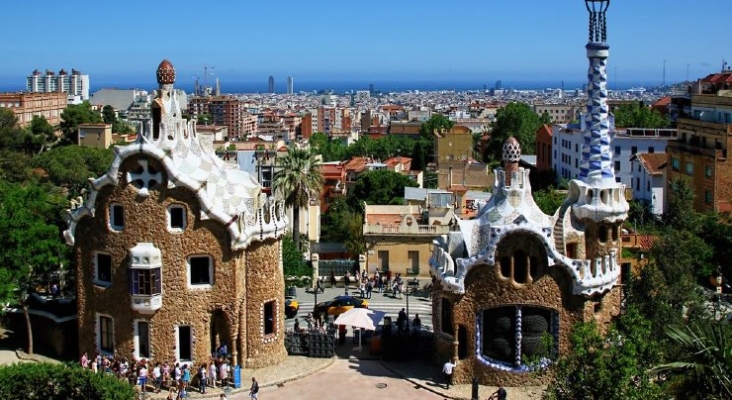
[330,269,409,299]
[79,344,235,398]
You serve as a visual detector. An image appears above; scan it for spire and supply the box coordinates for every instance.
[580,0,613,184]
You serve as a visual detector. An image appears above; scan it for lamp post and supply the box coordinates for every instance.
[716,265,723,320]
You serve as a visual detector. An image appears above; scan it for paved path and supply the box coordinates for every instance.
[225,357,445,400]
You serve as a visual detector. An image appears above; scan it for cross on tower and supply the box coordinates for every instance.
[127,158,162,197]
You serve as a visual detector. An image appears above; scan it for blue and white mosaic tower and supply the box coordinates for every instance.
[563,0,628,292]
[580,0,613,184]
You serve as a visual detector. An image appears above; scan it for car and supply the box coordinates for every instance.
[313,295,369,318]
[285,299,299,319]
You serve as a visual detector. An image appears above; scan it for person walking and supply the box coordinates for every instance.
[249,377,260,399]
[198,363,208,394]
[489,385,507,400]
[442,359,456,389]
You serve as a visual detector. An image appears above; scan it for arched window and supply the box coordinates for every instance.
[441,298,453,335]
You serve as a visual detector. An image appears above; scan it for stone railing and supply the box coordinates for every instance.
[363,223,450,236]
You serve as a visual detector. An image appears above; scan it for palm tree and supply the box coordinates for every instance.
[649,322,732,399]
[273,146,323,251]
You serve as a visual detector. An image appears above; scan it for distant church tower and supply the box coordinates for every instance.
[568,0,629,286]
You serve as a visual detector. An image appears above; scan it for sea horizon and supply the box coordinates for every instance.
[0,78,665,96]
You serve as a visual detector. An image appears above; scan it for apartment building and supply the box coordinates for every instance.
[667,71,732,212]
[0,92,67,127]
[629,153,667,215]
[27,69,90,100]
[188,95,246,139]
[551,119,677,189]
[533,103,581,123]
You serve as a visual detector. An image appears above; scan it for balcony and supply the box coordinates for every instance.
[363,223,450,236]
[131,294,162,314]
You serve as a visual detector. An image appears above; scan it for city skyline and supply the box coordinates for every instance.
[0,0,727,90]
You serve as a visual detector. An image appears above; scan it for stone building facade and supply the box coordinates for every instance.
[429,2,628,386]
[64,60,288,368]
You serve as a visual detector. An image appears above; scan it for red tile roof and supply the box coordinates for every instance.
[637,235,657,251]
[636,153,668,176]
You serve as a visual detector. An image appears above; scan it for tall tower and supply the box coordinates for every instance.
[287,76,294,94]
[268,75,275,94]
[568,0,628,289]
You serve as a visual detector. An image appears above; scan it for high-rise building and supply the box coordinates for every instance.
[27,69,90,100]
[268,76,274,94]
[286,76,294,94]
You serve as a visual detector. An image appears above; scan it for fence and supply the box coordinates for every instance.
[317,259,358,278]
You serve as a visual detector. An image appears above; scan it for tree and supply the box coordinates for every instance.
[273,146,324,251]
[32,145,114,197]
[486,102,542,162]
[613,102,669,129]
[342,211,366,258]
[0,181,69,354]
[348,169,418,209]
[543,307,664,400]
[649,322,732,400]
[59,102,102,145]
[310,132,348,161]
[420,113,454,138]
[419,114,453,165]
[532,187,565,215]
[282,235,310,277]
[29,116,56,153]
[102,105,117,125]
[655,176,713,279]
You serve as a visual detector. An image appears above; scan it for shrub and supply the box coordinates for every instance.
[0,362,135,400]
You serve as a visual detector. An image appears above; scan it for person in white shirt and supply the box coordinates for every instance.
[219,360,229,388]
[208,362,218,388]
[138,364,148,394]
[442,359,456,389]
[152,362,162,393]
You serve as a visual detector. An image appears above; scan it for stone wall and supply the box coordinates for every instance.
[76,154,285,367]
[433,263,589,386]
[242,239,287,368]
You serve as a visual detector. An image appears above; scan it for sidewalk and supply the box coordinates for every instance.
[380,359,547,400]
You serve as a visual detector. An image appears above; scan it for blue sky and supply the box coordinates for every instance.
[0,0,727,88]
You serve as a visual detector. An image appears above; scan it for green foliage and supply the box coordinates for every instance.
[101,105,117,125]
[349,169,418,208]
[532,187,564,215]
[0,108,19,131]
[196,113,211,125]
[0,181,69,294]
[59,102,102,145]
[29,116,56,151]
[342,211,366,258]
[419,114,452,164]
[423,171,438,189]
[282,235,310,278]
[699,213,732,279]
[0,112,55,156]
[613,102,670,129]
[273,146,324,250]
[543,307,664,400]
[0,150,33,183]
[32,145,114,197]
[649,322,732,400]
[486,102,542,162]
[0,362,135,400]
[420,113,454,137]
[309,132,347,161]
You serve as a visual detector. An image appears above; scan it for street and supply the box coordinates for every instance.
[284,285,433,331]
